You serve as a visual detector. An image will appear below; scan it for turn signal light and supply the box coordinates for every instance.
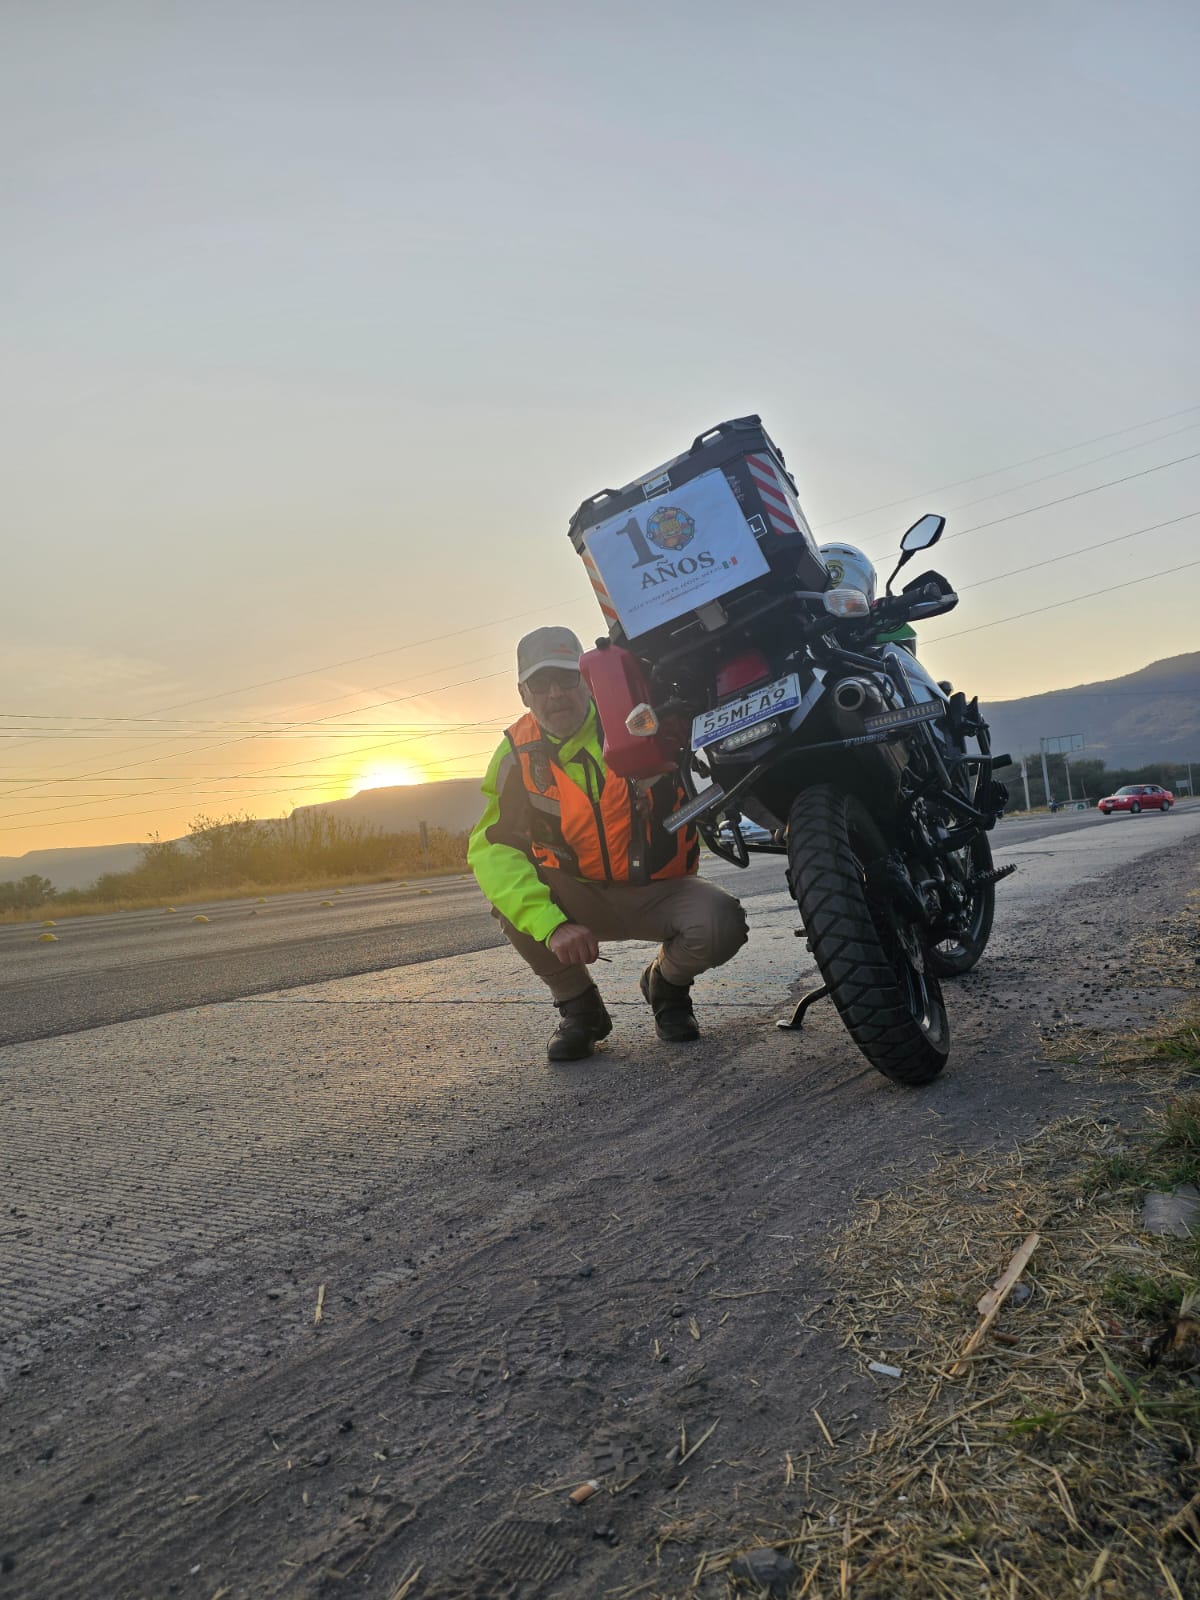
[823,586,871,618]
[624,703,660,737]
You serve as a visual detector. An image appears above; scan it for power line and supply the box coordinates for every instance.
[817,401,1200,526]
[943,450,1200,542]
[0,668,514,808]
[0,603,575,768]
[864,449,1200,564]
[934,557,1200,641]
[0,746,500,834]
[958,510,1200,592]
[0,724,506,740]
[10,419,1200,839]
[920,419,1200,520]
[133,600,577,717]
[0,712,506,730]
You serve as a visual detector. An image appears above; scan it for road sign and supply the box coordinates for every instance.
[1041,733,1085,756]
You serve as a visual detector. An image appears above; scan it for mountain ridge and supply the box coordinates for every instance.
[5,653,1196,890]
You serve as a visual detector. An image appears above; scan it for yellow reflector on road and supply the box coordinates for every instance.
[38,932,58,942]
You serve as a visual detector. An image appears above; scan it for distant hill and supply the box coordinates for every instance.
[7,655,1197,892]
[0,779,489,893]
[290,776,486,835]
[980,652,1200,769]
[0,841,143,893]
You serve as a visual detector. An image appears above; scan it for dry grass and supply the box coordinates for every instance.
[624,1114,1200,1599]
[621,894,1200,1599]
[1050,1003,1200,1075]
[780,1115,1200,1598]
[0,866,473,924]
[1046,888,1200,1075]
[725,908,1200,1600]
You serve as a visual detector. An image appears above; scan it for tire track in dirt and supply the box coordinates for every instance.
[2,829,1197,1597]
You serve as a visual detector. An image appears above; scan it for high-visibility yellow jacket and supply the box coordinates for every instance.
[468,703,697,943]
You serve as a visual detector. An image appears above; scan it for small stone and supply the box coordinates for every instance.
[730,1547,798,1595]
[1143,1186,1200,1239]
[577,1265,594,1279]
[310,1450,331,1467]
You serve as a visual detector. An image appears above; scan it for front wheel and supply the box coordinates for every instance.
[787,785,949,1086]
[1161,801,1172,813]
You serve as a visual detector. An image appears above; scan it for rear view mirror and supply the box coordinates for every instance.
[887,513,947,593]
[901,513,946,553]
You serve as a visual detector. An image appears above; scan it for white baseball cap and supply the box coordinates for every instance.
[516,626,584,684]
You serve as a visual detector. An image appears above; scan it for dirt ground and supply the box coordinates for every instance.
[1,831,1196,1599]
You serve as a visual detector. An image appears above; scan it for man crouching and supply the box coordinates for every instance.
[468,626,749,1060]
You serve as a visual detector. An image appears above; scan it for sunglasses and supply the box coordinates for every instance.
[525,669,583,696]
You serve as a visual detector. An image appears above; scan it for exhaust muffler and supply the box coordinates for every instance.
[830,676,907,786]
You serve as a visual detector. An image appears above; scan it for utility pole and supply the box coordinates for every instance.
[1020,755,1032,811]
[1064,755,1073,803]
[1041,733,1084,811]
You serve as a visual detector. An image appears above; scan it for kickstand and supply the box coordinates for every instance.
[776,984,831,1031]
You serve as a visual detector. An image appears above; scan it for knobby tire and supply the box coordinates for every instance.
[787,785,949,1086]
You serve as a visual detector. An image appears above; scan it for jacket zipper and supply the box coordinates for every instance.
[576,749,614,881]
[627,783,648,885]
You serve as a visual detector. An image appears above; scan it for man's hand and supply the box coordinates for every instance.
[547,922,600,967]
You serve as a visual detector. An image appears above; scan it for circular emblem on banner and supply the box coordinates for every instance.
[646,505,695,552]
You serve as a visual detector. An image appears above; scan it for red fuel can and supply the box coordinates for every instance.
[580,643,680,780]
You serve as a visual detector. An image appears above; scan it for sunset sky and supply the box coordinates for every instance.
[3,0,1197,860]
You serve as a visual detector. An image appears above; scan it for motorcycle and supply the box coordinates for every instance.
[579,509,1012,1086]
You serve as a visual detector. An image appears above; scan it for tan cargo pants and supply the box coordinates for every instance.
[496,869,749,1003]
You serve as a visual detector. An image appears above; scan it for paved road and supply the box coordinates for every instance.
[0,800,1191,1046]
[2,795,1197,1599]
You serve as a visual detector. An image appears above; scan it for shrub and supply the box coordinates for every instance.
[72,813,469,902]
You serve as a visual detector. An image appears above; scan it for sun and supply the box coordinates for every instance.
[354,760,425,793]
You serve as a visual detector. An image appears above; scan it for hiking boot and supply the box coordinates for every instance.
[547,984,613,1061]
[639,959,700,1043]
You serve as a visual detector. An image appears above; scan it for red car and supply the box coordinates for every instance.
[1098,784,1174,815]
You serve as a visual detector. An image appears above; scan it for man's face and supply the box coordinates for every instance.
[520,666,591,739]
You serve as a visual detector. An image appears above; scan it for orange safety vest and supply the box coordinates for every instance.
[504,710,697,884]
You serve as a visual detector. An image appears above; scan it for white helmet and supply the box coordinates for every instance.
[819,543,877,606]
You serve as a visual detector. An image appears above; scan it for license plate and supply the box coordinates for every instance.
[691,673,801,750]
